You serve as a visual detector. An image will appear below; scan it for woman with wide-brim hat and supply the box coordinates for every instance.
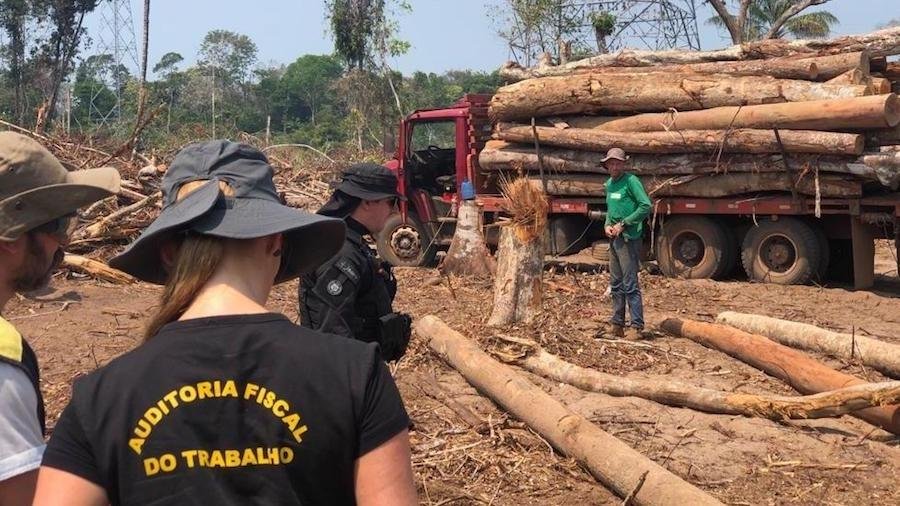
[32,141,417,505]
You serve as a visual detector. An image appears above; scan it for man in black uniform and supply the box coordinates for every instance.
[299,163,412,362]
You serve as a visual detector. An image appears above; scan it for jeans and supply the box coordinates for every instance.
[609,235,644,329]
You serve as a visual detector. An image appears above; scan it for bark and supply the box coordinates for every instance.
[497,28,900,79]
[490,74,869,120]
[418,315,724,506]
[479,141,898,188]
[659,318,900,435]
[487,226,543,326]
[523,347,900,419]
[500,54,823,81]
[559,94,900,133]
[63,255,136,284]
[520,173,861,199]
[496,123,865,155]
[411,372,486,430]
[810,51,871,80]
[716,312,900,379]
[440,200,495,278]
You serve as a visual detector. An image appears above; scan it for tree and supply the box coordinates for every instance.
[153,52,184,77]
[494,0,583,67]
[198,29,258,86]
[0,0,30,122]
[705,0,835,44]
[279,54,343,125]
[878,18,900,29]
[591,11,616,55]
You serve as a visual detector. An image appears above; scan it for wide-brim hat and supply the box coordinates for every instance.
[600,147,629,163]
[335,162,407,202]
[0,132,120,241]
[109,141,345,285]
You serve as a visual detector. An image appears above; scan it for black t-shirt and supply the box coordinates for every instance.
[42,313,409,505]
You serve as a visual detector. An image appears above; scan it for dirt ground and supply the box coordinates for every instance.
[6,240,899,505]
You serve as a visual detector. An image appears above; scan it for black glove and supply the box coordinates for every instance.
[380,261,398,299]
[377,312,411,362]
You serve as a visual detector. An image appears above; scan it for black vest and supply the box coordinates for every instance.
[0,317,46,435]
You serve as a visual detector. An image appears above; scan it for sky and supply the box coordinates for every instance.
[80,0,900,79]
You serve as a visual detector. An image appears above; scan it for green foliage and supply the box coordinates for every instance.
[590,11,616,36]
[705,0,838,41]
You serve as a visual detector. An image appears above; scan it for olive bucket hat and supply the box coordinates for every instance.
[0,131,120,241]
[109,140,346,284]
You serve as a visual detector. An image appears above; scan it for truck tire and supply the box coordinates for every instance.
[545,215,590,256]
[655,216,728,280]
[741,218,821,285]
[376,213,437,267]
[715,220,739,279]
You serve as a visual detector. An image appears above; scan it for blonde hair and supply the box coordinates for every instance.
[143,180,234,340]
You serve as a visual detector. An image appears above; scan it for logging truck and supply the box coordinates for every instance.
[377,94,900,289]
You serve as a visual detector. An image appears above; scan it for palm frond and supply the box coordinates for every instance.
[783,11,838,38]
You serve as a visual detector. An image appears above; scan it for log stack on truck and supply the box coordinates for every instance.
[378,28,900,288]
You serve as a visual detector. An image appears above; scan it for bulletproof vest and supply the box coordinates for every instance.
[0,317,46,435]
[299,225,396,341]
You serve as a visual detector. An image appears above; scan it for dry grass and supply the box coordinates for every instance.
[499,173,549,243]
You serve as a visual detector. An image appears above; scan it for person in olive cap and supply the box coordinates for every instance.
[0,132,120,506]
[34,141,417,505]
[601,147,651,340]
[299,163,411,362]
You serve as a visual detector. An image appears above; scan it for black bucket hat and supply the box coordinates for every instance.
[334,163,406,202]
[109,140,345,285]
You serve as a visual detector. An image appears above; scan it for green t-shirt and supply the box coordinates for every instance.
[605,173,652,240]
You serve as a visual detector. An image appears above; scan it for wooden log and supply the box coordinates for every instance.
[440,200,495,278]
[418,315,724,506]
[490,74,869,120]
[826,69,869,86]
[811,51,871,81]
[716,312,900,379]
[872,77,893,94]
[480,140,897,188]
[500,53,822,81]
[560,95,900,133]
[496,123,865,155]
[62,254,136,284]
[522,346,900,419]
[521,173,861,199]
[81,191,161,238]
[488,225,543,326]
[412,372,486,430]
[659,318,900,435]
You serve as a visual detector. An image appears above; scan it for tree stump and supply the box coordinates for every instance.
[440,200,495,278]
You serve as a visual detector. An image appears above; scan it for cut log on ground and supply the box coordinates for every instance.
[659,318,900,435]
[489,74,869,120]
[559,94,900,133]
[521,345,900,420]
[487,179,547,326]
[520,173,861,198]
[63,254,136,284]
[418,315,724,506]
[479,140,896,187]
[496,123,865,156]
[440,200,496,278]
[716,312,900,379]
[81,191,161,238]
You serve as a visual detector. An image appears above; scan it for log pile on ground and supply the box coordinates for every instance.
[483,27,900,198]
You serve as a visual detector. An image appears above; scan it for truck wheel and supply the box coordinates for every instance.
[715,221,739,279]
[655,216,727,279]
[545,215,590,256]
[741,218,820,285]
[376,213,437,267]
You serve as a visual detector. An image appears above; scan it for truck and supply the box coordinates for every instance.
[377,94,900,289]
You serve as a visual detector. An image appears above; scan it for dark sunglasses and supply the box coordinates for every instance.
[31,213,77,243]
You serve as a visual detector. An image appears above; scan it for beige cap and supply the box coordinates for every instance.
[601,147,629,162]
[0,132,120,241]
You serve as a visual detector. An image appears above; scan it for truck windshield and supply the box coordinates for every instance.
[410,121,455,151]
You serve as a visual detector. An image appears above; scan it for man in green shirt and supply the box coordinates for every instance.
[602,148,651,339]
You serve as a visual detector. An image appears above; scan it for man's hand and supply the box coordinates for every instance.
[605,225,617,238]
[612,222,625,236]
